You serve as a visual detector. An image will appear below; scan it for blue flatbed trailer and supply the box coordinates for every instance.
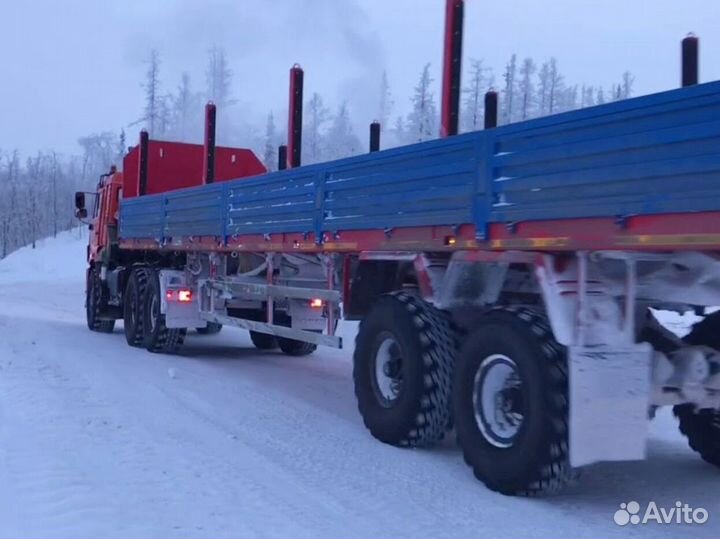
[118,80,720,253]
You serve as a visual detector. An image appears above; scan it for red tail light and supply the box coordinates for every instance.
[310,298,324,309]
[178,289,193,303]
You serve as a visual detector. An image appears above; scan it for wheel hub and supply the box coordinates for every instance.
[473,354,525,448]
[373,335,404,406]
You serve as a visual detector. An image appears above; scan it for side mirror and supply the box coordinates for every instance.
[75,192,86,211]
[75,208,88,220]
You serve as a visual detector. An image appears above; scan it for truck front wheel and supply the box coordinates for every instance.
[453,307,572,496]
[353,291,455,447]
[143,269,186,354]
[87,268,115,333]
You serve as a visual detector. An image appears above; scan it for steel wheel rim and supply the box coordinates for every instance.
[372,334,404,407]
[149,293,159,333]
[473,354,525,448]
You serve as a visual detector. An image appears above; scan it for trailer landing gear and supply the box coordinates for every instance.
[453,307,573,496]
[353,292,456,447]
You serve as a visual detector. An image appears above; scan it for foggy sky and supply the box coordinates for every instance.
[1,0,718,155]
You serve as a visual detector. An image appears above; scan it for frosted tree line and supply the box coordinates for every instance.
[133,47,634,168]
[0,46,633,258]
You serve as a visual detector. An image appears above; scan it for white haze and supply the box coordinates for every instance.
[0,0,718,155]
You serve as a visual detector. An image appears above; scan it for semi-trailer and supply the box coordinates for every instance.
[74,2,720,495]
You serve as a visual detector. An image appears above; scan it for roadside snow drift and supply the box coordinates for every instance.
[0,230,717,539]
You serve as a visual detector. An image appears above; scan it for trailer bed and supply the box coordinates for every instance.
[119,81,720,253]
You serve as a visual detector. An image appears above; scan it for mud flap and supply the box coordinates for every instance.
[569,344,652,467]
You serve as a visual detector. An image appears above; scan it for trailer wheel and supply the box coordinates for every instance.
[673,312,720,469]
[87,268,115,333]
[197,322,223,335]
[250,331,278,350]
[674,406,720,468]
[123,267,149,347]
[143,269,186,354]
[278,337,317,356]
[353,291,456,448]
[453,306,572,496]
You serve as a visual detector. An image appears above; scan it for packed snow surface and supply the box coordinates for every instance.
[0,229,717,538]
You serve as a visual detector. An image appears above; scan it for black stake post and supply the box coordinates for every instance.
[369,122,381,152]
[138,130,149,196]
[484,91,498,129]
[203,102,217,184]
[682,34,699,87]
[287,65,304,168]
[440,0,465,137]
[278,145,288,170]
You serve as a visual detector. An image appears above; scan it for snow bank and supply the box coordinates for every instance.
[0,228,87,285]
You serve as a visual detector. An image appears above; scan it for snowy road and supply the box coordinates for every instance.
[0,231,717,539]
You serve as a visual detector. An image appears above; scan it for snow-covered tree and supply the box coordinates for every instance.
[206,46,235,142]
[390,115,407,147]
[325,102,361,161]
[407,63,438,142]
[303,93,330,164]
[263,112,277,171]
[462,59,490,132]
[379,71,394,129]
[142,50,162,136]
[547,58,563,114]
[621,71,635,99]
[117,129,127,165]
[597,87,607,105]
[502,54,518,124]
[518,58,536,120]
[581,85,596,108]
[169,73,201,142]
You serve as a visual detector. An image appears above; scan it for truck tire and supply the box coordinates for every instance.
[674,406,720,468]
[453,306,572,496]
[250,331,278,350]
[87,268,115,333]
[673,312,720,469]
[353,291,456,448]
[123,267,149,347]
[278,337,317,356]
[197,322,223,335]
[143,269,186,354]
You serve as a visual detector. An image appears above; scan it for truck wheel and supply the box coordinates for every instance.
[674,406,720,468]
[87,268,115,333]
[123,267,149,347]
[278,337,316,356]
[197,322,222,335]
[143,269,186,354]
[453,306,572,496]
[250,331,278,350]
[673,312,720,468]
[353,291,456,448]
